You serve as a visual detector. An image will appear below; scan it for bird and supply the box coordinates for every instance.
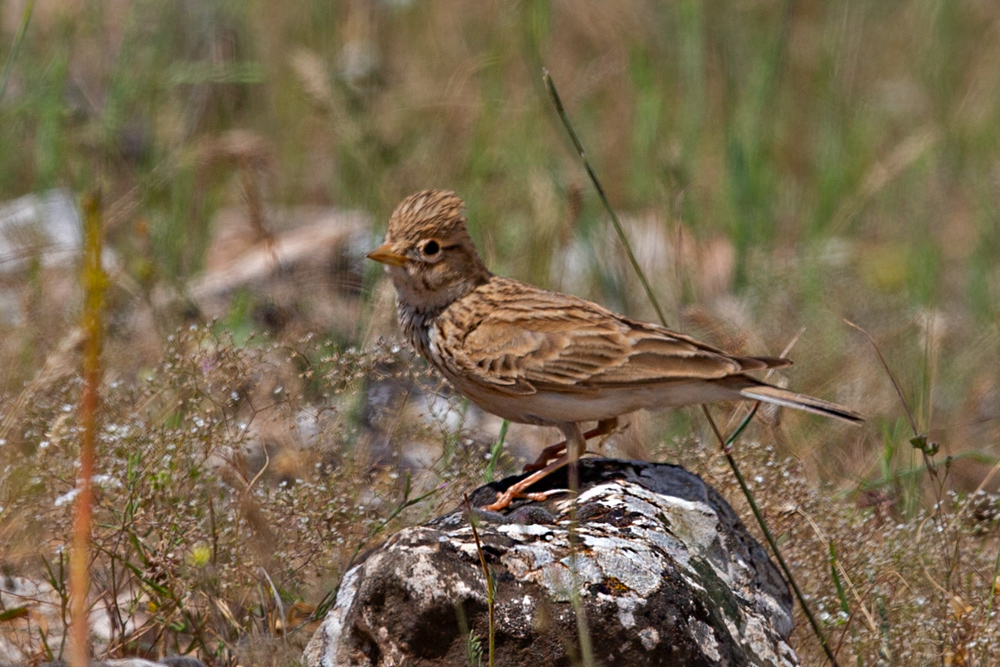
[368,190,863,510]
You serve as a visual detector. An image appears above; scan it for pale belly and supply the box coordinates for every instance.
[451,377,741,426]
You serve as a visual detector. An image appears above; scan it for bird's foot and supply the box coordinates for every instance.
[486,455,572,511]
[485,487,565,512]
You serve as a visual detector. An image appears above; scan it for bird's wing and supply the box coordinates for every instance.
[438,279,787,396]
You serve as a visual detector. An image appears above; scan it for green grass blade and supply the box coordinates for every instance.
[0,0,34,105]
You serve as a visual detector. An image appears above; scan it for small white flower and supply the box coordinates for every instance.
[55,489,80,507]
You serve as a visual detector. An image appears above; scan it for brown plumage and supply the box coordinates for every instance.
[369,190,862,508]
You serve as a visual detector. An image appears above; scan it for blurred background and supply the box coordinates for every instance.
[1,1,1000,664]
[3,0,998,485]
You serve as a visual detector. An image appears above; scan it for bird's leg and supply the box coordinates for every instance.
[485,423,593,512]
[523,417,618,472]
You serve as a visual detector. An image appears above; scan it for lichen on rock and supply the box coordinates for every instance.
[305,458,799,667]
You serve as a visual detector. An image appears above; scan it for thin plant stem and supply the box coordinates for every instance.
[543,63,839,663]
[542,64,838,664]
[702,404,840,667]
[464,496,495,667]
[843,319,918,434]
[484,420,509,483]
[542,69,670,329]
[565,425,594,667]
[985,542,1000,663]
[69,193,106,667]
[0,0,34,104]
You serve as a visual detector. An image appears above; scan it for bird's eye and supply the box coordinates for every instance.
[422,240,440,256]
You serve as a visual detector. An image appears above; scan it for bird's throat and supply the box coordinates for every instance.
[396,300,438,363]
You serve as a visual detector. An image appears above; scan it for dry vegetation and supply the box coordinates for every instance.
[1,0,999,665]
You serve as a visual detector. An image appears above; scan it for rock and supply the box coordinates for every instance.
[0,575,153,666]
[0,189,83,327]
[36,658,206,667]
[304,458,798,667]
[0,189,131,383]
[0,189,82,274]
[185,204,372,338]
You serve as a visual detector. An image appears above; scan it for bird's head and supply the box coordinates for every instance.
[367,190,491,312]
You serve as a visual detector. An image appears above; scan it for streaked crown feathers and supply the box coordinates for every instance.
[387,190,469,244]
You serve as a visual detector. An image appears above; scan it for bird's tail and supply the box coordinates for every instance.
[737,381,864,423]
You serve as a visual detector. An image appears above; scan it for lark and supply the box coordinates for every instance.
[368,190,862,510]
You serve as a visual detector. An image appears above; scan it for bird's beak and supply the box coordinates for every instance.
[366,244,408,267]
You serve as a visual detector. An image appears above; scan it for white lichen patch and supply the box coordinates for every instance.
[457,542,479,559]
[497,522,553,538]
[540,554,602,601]
[402,549,477,604]
[591,547,664,597]
[655,496,720,553]
[676,571,708,594]
[689,618,721,661]
[742,615,783,664]
[638,626,660,651]
[775,640,800,667]
[629,524,687,562]
[304,565,361,667]
[622,493,661,519]
[541,562,574,601]
[576,481,627,504]
[559,553,604,584]
[502,542,556,576]
[613,594,641,628]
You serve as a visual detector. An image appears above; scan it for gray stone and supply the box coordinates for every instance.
[304,458,798,667]
[37,659,206,667]
[0,189,81,275]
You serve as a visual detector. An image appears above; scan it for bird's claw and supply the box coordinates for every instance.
[485,487,565,512]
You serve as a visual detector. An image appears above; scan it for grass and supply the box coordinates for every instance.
[1,0,1000,664]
